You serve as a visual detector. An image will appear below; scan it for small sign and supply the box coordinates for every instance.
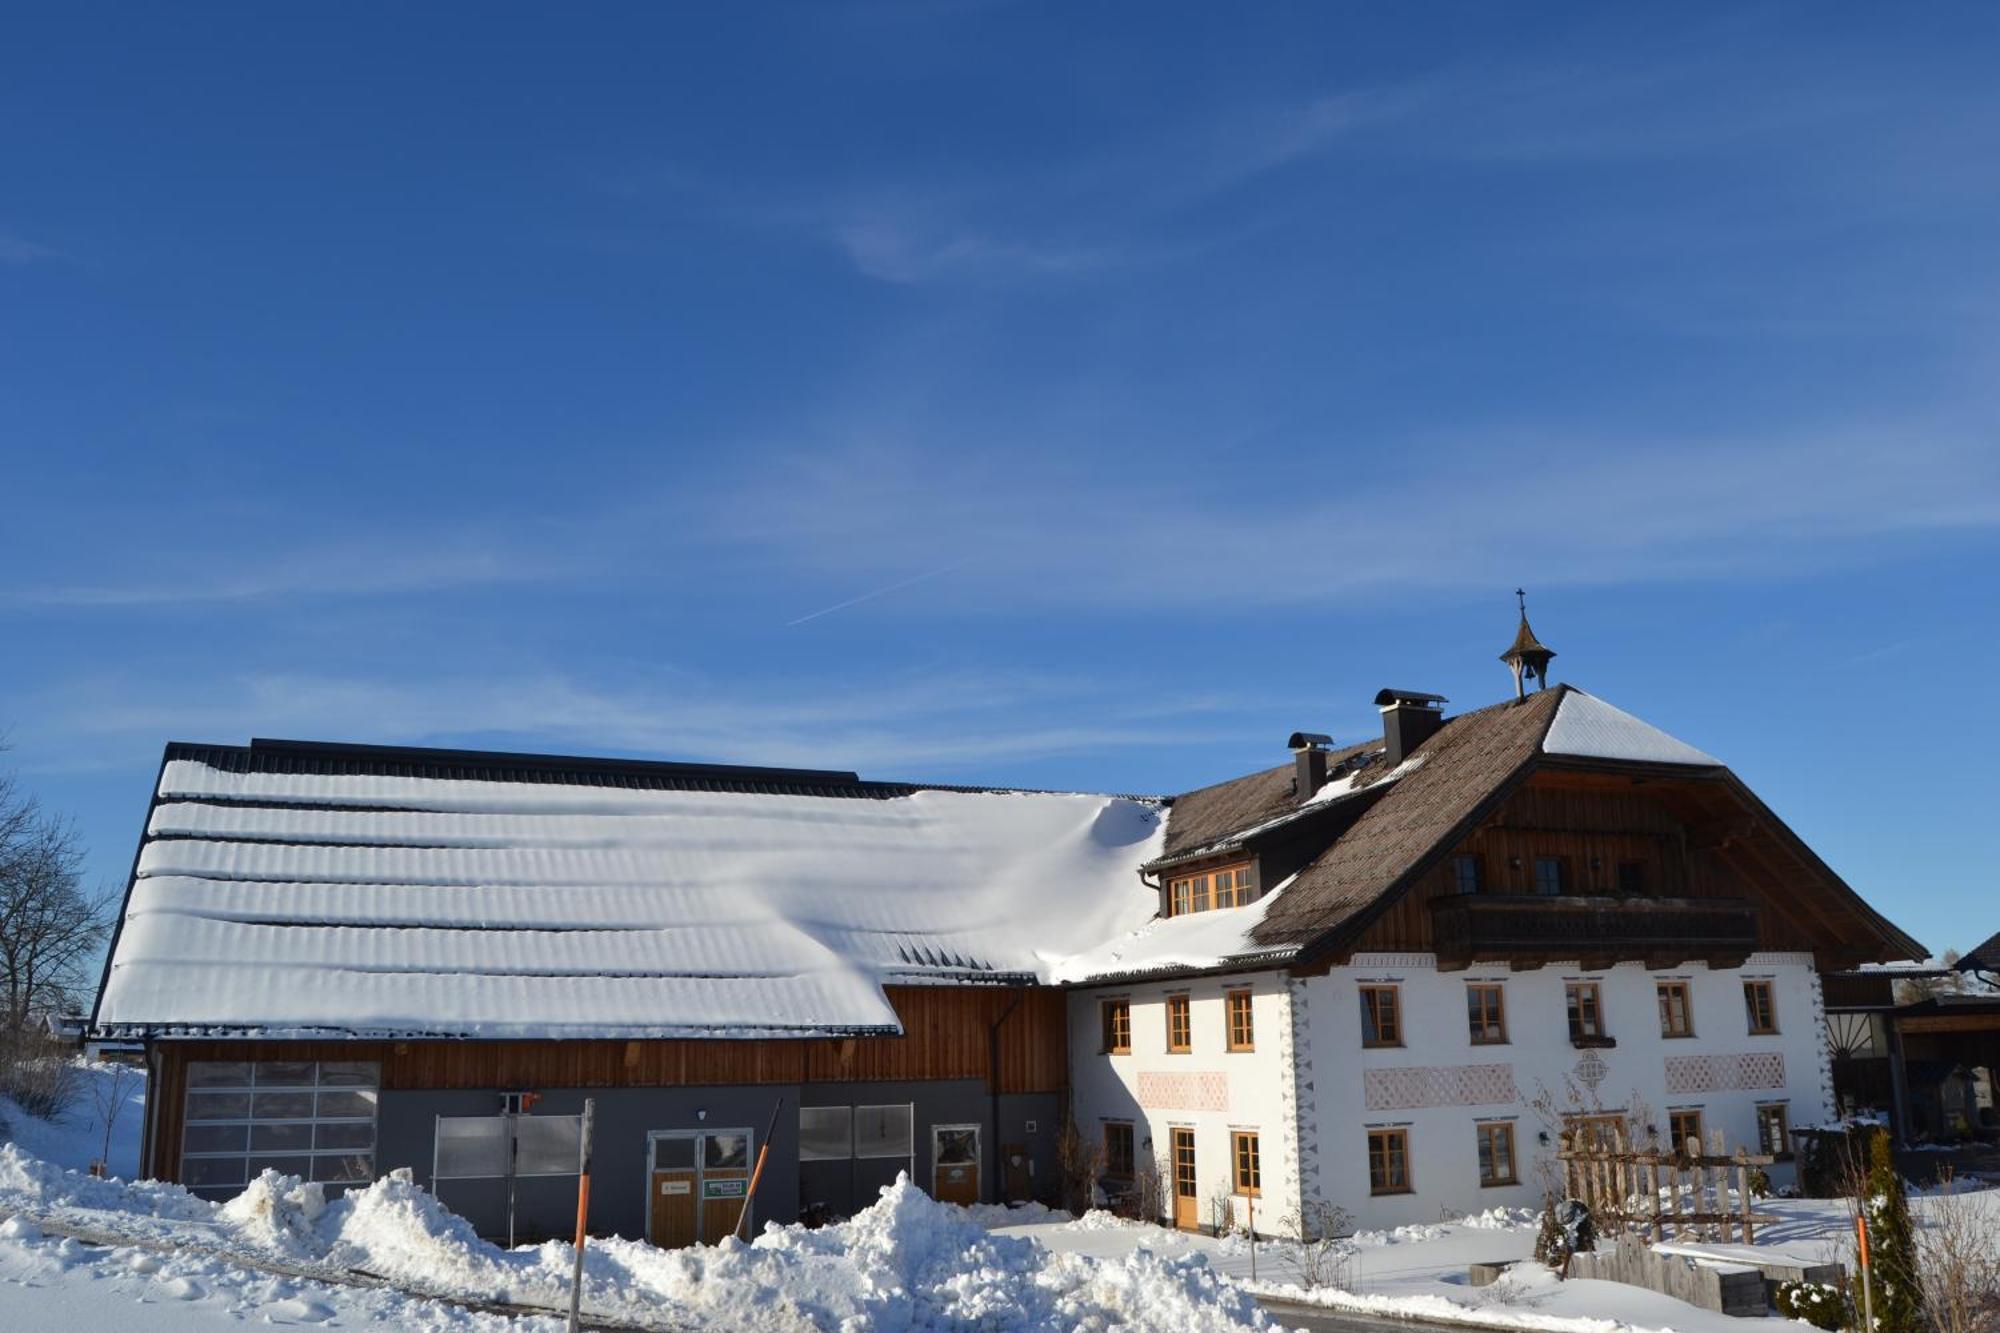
[661,1180,691,1196]
[702,1178,748,1200]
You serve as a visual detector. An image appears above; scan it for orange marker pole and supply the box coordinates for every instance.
[735,1099,785,1241]
[566,1098,596,1333]
[1856,1211,1873,1333]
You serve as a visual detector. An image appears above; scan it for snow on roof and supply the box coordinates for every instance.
[96,754,1164,1039]
[1050,875,1299,985]
[1542,689,1720,767]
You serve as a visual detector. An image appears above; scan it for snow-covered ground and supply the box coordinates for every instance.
[4,1065,1995,1333]
[996,1185,2000,1333]
[1,1063,1271,1331]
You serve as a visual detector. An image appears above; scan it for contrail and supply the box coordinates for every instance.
[786,562,963,627]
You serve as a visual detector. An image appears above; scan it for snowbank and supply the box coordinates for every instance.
[0,1145,1269,1331]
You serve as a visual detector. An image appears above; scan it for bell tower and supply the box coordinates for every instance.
[1500,589,1556,700]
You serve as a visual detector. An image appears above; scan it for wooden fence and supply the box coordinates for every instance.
[1558,1126,1778,1244]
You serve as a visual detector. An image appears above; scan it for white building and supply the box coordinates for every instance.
[1058,616,1920,1234]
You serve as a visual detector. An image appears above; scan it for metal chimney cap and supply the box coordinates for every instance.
[1373,689,1447,709]
[1287,731,1334,752]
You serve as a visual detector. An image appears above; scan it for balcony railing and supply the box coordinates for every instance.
[1430,894,1760,970]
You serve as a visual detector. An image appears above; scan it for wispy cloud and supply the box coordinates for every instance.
[699,424,2000,611]
[6,538,561,609]
[17,665,1248,783]
[0,232,59,265]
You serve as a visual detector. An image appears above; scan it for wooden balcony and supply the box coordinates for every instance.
[1430,894,1760,971]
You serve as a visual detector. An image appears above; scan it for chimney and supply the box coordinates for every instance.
[1288,731,1333,800]
[1374,689,1447,766]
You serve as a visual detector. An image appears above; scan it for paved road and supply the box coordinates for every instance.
[1256,1297,1509,1333]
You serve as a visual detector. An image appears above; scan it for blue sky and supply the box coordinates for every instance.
[2,3,1997,955]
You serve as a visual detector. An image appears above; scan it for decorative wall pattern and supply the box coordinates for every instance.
[1276,981,1308,1223]
[1363,1063,1518,1111]
[1663,1051,1786,1094]
[1137,1070,1229,1113]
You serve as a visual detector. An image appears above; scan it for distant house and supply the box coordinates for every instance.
[1822,939,2000,1141]
[92,613,1924,1241]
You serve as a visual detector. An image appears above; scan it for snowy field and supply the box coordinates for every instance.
[4,1064,1997,1332]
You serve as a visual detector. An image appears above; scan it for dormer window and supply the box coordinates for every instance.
[1167,862,1254,916]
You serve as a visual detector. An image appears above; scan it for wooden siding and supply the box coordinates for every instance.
[1348,770,1825,958]
[147,984,1065,1181]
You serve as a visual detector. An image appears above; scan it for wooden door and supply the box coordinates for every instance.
[932,1124,980,1205]
[697,1131,752,1245]
[1170,1128,1198,1230]
[648,1134,698,1248]
[1001,1142,1030,1202]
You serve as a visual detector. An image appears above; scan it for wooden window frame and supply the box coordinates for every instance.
[1101,998,1131,1055]
[1166,993,1192,1054]
[1367,1127,1412,1195]
[1450,854,1483,895]
[1226,989,1255,1052]
[1533,855,1568,896]
[1668,1108,1705,1154]
[1657,981,1695,1039]
[1565,981,1608,1043]
[1476,1122,1517,1187]
[1466,983,1507,1045]
[1103,1121,1135,1180]
[1231,1131,1261,1196]
[1744,980,1779,1035]
[1165,862,1254,918]
[1359,985,1403,1048]
[1756,1102,1793,1161]
[1565,1113,1628,1152]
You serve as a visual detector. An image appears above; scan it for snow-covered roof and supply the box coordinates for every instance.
[1050,875,1300,985]
[94,742,1164,1040]
[1541,689,1720,767]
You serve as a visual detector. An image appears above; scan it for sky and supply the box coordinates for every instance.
[2,3,1997,957]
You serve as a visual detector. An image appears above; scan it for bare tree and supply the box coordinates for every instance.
[1897,953,1967,1005]
[0,747,112,1033]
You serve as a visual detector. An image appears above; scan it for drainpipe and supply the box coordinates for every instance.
[989,989,1024,1205]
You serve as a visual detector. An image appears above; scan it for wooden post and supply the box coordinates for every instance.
[565,1098,596,1333]
[1735,1153,1753,1244]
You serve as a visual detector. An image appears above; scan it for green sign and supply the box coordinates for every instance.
[702,1178,747,1200]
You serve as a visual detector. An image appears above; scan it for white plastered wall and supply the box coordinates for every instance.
[1299,951,1831,1228]
[1066,970,1301,1235]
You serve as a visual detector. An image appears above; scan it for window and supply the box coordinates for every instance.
[1360,986,1402,1047]
[1744,980,1778,1035]
[1167,863,1255,916]
[1232,1131,1261,1195]
[1476,1123,1517,1186]
[1617,860,1649,894]
[1226,989,1255,1052]
[1533,856,1568,895]
[1102,998,1131,1054]
[799,1106,852,1161]
[1466,984,1507,1045]
[1104,1122,1135,1180]
[1668,1109,1705,1154]
[181,1060,379,1195]
[1450,855,1483,894]
[1367,1128,1411,1194]
[855,1104,914,1159]
[1657,981,1695,1038]
[1566,1114,1627,1151]
[1756,1103,1792,1159]
[1166,994,1192,1053]
[1566,982,1606,1042]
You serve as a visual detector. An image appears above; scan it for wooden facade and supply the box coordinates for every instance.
[145,984,1065,1183]
[1345,768,1853,964]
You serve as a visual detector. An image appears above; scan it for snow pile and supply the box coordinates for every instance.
[0,1145,1269,1332]
[0,1059,146,1179]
